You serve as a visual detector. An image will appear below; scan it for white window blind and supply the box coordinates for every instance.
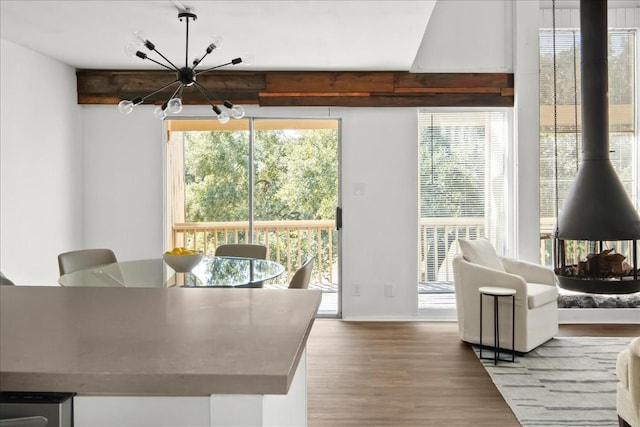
[418,111,509,283]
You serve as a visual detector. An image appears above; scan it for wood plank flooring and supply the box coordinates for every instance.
[306,320,640,427]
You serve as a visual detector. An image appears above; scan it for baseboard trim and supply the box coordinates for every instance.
[558,308,640,324]
[342,308,639,324]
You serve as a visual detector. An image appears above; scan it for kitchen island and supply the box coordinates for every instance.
[0,286,321,426]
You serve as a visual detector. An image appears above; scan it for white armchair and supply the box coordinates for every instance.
[452,238,559,354]
[617,336,640,427]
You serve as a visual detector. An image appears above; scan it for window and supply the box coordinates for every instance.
[417,111,511,287]
[539,29,637,265]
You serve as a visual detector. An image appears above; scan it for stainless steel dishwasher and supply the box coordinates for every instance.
[0,393,74,427]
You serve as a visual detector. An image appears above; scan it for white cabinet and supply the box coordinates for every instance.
[74,351,307,427]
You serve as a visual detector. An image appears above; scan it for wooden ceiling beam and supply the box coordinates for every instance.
[265,72,395,93]
[258,93,514,108]
[76,70,514,108]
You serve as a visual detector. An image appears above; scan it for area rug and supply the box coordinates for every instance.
[474,336,635,426]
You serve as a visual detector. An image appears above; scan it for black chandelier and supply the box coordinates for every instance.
[118,9,248,123]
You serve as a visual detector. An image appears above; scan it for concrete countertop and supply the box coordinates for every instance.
[0,286,321,396]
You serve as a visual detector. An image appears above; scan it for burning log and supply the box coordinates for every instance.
[558,249,633,278]
[606,252,632,275]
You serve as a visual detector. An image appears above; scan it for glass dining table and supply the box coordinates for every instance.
[58,256,285,288]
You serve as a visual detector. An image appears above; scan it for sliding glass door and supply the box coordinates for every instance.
[165,118,341,316]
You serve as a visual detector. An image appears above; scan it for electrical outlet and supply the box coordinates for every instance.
[384,283,394,297]
[352,283,361,296]
[353,182,366,196]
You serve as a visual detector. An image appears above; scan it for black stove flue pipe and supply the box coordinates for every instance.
[555,0,640,241]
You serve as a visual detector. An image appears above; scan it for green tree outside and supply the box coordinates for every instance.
[181,123,339,284]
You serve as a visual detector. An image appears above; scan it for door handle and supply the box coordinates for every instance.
[336,207,342,230]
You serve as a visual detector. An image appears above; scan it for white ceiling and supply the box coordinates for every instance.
[539,0,640,8]
[0,0,436,71]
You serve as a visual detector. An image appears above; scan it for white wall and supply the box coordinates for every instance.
[78,103,420,318]
[336,108,419,318]
[0,39,82,284]
[412,0,513,72]
[81,106,164,261]
[514,0,543,263]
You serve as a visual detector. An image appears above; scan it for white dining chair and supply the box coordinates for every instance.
[288,258,314,289]
[214,244,267,260]
[57,248,118,276]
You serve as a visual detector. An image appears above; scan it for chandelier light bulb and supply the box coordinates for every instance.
[217,111,230,124]
[124,43,139,57]
[167,98,183,114]
[118,100,134,115]
[210,35,224,50]
[154,105,168,120]
[240,53,255,65]
[132,31,148,46]
[231,105,245,119]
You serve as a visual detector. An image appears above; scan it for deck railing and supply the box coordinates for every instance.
[418,217,485,283]
[171,220,336,285]
[540,217,556,267]
[418,217,559,283]
[172,217,558,289]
